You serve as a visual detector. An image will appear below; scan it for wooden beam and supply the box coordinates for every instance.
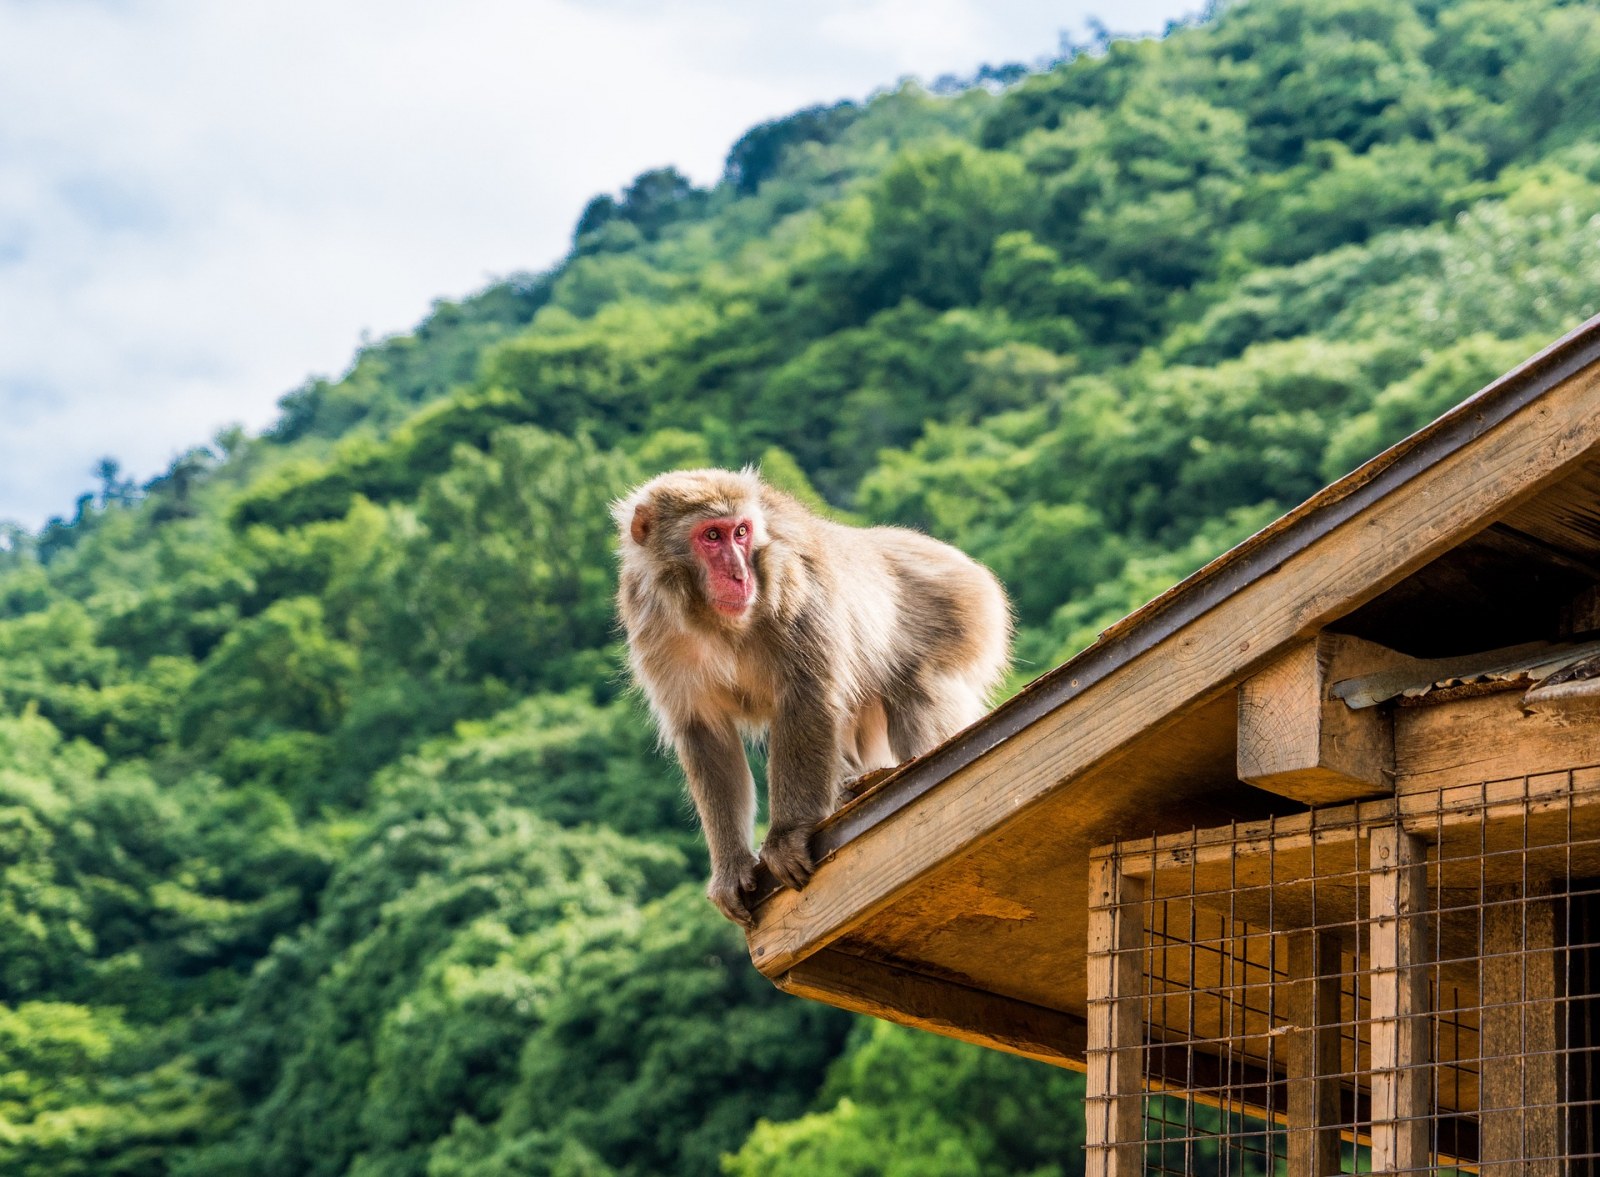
[774,948,1088,1069]
[747,351,1600,979]
[1368,827,1432,1174]
[1086,857,1146,1177]
[1285,931,1345,1175]
[1396,690,1600,795]
[1122,766,1600,882]
[1479,888,1564,1175]
[1237,633,1398,804]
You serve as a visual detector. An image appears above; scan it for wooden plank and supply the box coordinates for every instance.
[1500,454,1600,569]
[775,948,1088,1070]
[1286,931,1345,1176]
[1397,690,1600,794]
[748,356,1600,978]
[1237,634,1398,804]
[1369,827,1432,1174]
[1123,765,1600,881]
[1086,857,1146,1177]
[1479,888,1564,1175]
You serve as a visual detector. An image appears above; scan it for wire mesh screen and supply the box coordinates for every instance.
[1086,765,1600,1176]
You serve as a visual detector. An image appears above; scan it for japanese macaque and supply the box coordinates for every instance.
[614,468,1012,927]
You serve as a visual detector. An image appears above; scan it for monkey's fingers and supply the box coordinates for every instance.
[760,828,815,891]
[707,879,756,928]
[767,855,813,890]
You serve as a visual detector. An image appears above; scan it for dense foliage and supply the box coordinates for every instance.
[5,0,1600,1171]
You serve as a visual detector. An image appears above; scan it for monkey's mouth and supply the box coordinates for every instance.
[710,580,755,615]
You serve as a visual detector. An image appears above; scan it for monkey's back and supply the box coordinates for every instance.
[802,516,1012,707]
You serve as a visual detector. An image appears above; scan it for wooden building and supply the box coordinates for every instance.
[745,315,1600,1173]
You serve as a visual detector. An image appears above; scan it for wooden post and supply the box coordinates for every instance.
[1479,888,1564,1174]
[1087,855,1146,1177]
[1369,826,1431,1174]
[1286,930,1344,1175]
[1565,885,1600,1167]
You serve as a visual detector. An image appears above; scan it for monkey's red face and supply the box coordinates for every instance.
[693,517,757,616]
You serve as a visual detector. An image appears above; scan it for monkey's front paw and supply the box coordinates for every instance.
[707,852,760,928]
[760,826,815,891]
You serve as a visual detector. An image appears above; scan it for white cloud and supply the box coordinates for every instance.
[0,0,1198,529]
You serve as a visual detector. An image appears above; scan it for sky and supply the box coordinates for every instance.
[0,0,1200,531]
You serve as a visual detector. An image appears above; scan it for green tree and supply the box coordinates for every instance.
[857,141,1038,313]
[727,1021,1088,1177]
[0,1002,234,1177]
[332,427,633,691]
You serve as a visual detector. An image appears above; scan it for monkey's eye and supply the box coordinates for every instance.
[704,527,721,543]
[735,524,748,538]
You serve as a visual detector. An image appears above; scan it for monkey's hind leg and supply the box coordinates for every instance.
[840,696,898,802]
[885,674,985,763]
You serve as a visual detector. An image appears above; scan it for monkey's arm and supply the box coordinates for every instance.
[761,677,842,891]
[676,719,760,927]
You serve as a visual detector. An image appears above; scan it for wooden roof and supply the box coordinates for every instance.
[744,313,1600,1069]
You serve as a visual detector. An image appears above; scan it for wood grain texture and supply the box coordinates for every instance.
[1086,857,1145,1177]
[1501,455,1600,567]
[1368,828,1431,1175]
[775,948,1088,1069]
[1237,633,1398,804]
[1396,690,1600,793]
[1479,890,1564,1175]
[819,695,1253,1021]
[1126,767,1600,895]
[747,360,1600,980]
[1286,931,1345,1176]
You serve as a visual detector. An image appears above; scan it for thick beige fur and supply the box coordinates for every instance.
[615,467,1011,924]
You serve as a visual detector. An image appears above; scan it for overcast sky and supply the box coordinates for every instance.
[0,0,1199,531]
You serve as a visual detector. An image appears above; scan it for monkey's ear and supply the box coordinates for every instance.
[630,502,655,546]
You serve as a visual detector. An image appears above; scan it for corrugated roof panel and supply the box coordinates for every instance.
[1333,637,1600,709]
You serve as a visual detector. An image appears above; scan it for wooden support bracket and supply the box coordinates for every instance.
[1237,633,1400,805]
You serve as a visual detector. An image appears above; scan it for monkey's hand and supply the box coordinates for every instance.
[707,849,760,928]
[759,826,815,891]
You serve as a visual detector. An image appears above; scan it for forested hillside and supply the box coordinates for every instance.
[5,0,1600,1173]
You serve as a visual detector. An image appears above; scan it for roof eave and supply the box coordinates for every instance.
[746,312,1600,979]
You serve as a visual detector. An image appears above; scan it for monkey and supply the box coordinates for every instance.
[614,467,1012,927]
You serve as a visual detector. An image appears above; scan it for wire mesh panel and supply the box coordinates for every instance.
[1085,765,1600,1176]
